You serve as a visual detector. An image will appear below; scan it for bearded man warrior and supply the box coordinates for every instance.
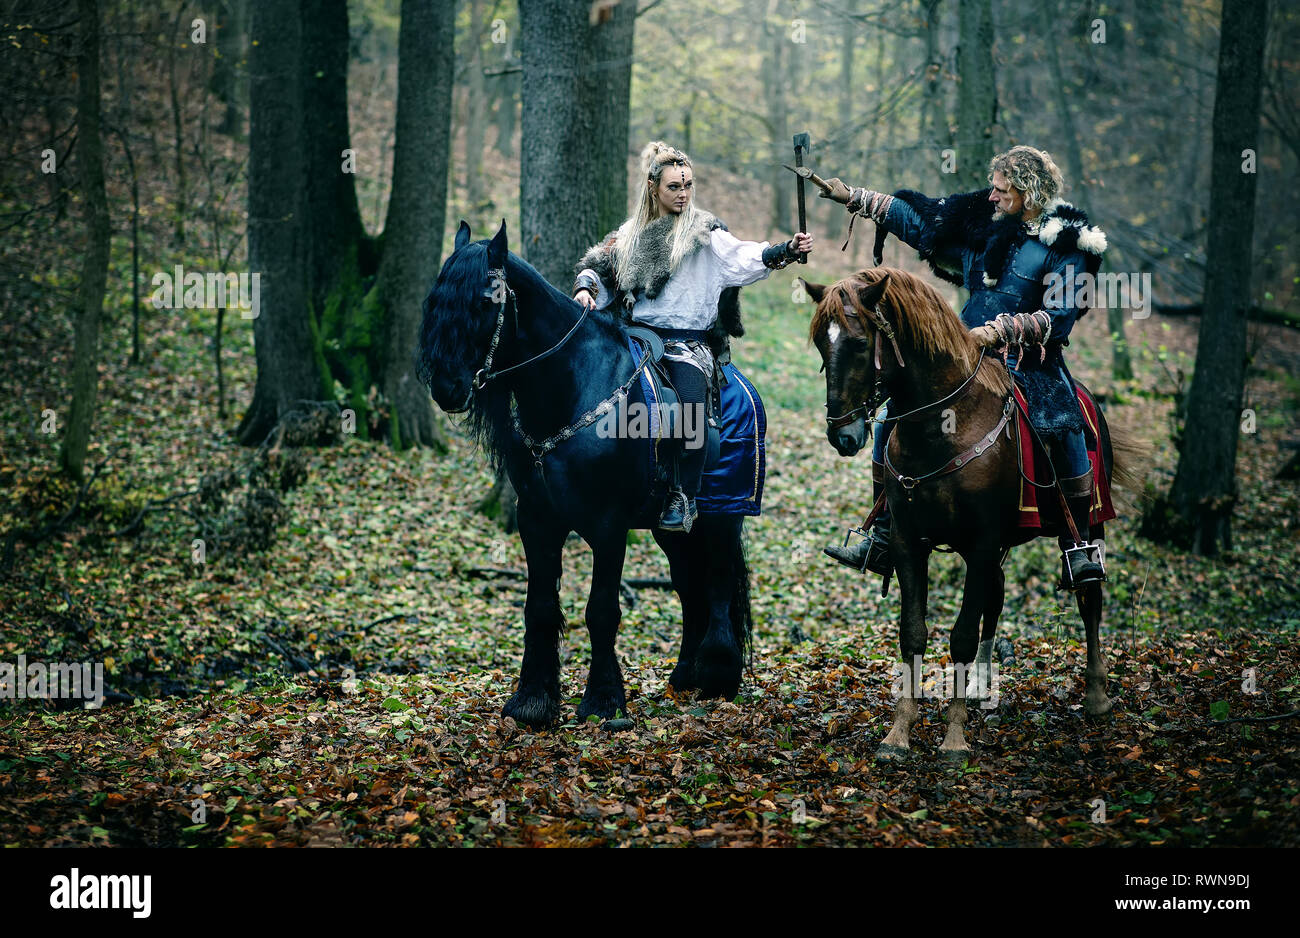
[819,145,1110,589]
[572,141,813,532]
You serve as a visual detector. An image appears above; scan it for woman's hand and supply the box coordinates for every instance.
[790,232,814,255]
[816,177,853,205]
[574,289,597,311]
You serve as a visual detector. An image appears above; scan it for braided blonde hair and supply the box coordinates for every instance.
[614,141,704,285]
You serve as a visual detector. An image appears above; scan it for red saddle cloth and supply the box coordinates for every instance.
[1014,383,1117,532]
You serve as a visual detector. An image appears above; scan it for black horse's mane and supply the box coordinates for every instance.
[416,239,627,471]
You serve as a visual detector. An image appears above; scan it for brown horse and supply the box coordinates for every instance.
[803,267,1142,760]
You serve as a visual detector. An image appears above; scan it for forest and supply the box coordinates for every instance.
[0,0,1297,857]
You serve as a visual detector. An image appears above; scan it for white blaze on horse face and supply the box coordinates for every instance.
[827,322,841,345]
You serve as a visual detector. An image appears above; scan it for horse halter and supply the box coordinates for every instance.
[824,301,906,431]
[446,264,588,414]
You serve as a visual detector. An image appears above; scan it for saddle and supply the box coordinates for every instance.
[1011,381,1117,533]
[626,326,722,479]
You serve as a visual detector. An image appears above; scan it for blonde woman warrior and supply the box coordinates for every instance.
[573,141,813,532]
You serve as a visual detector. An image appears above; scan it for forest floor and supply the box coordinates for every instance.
[2,252,1299,847]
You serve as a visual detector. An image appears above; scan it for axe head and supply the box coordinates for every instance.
[793,132,811,154]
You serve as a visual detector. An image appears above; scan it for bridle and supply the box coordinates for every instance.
[823,296,990,432]
[823,297,904,431]
[445,265,590,414]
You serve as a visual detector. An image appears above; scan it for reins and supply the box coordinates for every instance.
[461,265,655,493]
[510,343,653,467]
[822,293,1008,499]
[882,396,1014,500]
[824,302,989,431]
[471,266,591,392]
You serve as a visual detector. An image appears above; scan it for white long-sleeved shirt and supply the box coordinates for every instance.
[581,228,774,331]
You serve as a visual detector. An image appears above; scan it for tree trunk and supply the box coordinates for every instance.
[62,0,111,482]
[762,13,788,234]
[210,0,246,136]
[520,0,634,288]
[490,8,519,161]
[464,0,488,218]
[955,0,996,192]
[375,0,454,451]
[1158,0,1269,556]
[512,0,635,529]
[919,0,947,193]
[168,1,188,247]
[299,0,378,434]
[235,0,320,445]
[1046,0,1132,382]
[302,0,364,310]
[839,0,856,125]
[492,69,518,159]
[584,0,635,236]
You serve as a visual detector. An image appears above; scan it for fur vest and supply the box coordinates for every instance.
[872,188,1107,288]
[575,209,744,360]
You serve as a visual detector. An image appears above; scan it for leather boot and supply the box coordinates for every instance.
[1057,467,1104,590]
[824,463,892,575]
[658,487,697,533]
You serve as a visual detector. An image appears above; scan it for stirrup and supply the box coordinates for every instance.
[824,524,892,577]
[1058,541,1105,591]
[824,527,871,570]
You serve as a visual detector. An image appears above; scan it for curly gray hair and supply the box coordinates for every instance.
[988,146,1065,217]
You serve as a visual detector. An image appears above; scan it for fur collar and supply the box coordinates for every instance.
[872,188,1107,287]
[578,209,721,301]
[574,208,744,343]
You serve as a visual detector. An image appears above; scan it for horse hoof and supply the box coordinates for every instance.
[1085,700,1114,720]
[502,690,561,730]
[668,662,699,694]
[605,718,635,732]
[695,649,741,700]
[938,746,970,763]
[696,678,740,701]
[875,743,911,762]
[577,689,627,723]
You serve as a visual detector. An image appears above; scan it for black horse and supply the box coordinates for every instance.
[416,221,752,729]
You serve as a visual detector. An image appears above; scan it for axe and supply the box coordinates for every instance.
[793,132,810,264]
[782,162,833,194]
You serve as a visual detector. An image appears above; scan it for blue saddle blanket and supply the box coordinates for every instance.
[627,337,766,516]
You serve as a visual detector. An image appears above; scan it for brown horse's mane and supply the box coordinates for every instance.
[808,266,1010,396]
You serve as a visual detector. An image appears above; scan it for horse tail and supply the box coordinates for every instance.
[729,523,754,668]
[1104,418,1152,516]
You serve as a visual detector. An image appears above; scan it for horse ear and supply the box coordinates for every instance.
[454,220,471,251]
[487,220,508,268]
[799,278,827,303]
[856,273,890,311]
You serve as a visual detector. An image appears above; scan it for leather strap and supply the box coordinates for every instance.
[1007,389,1086,545]
[883,397,1015,499]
